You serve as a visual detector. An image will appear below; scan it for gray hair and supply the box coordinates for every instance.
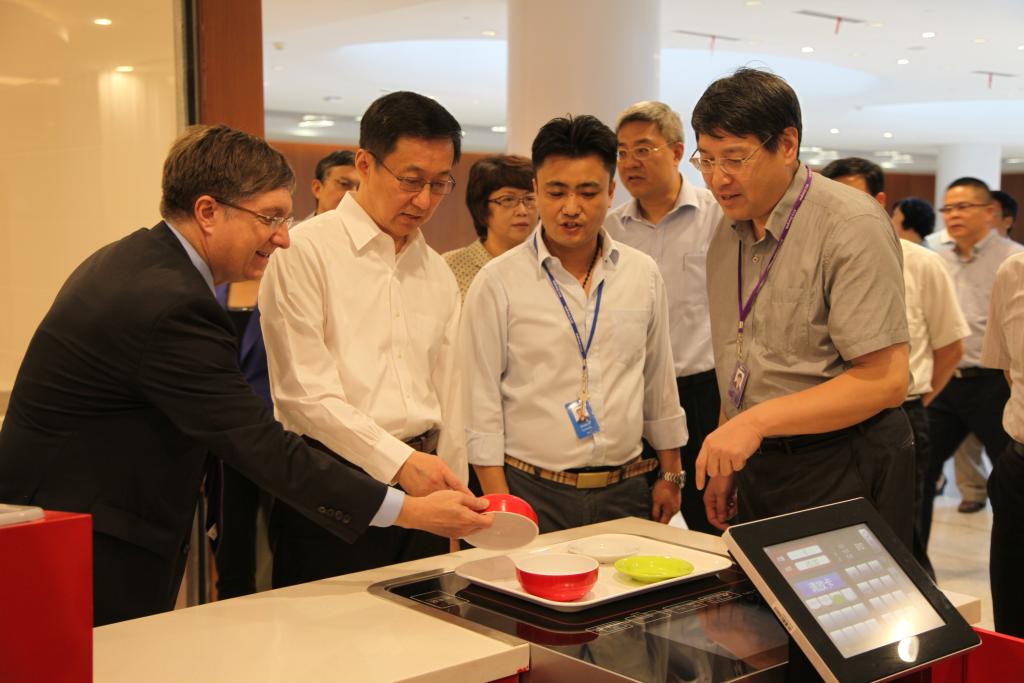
[615,101,683,144]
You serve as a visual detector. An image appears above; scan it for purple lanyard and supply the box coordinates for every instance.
[736,167,812,345]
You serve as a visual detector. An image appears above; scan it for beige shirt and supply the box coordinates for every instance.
[604,176,723,377]
[981,252,1024,443]
[706,166,909,418]
[460,228,686,471]
[259,193,466,484]
[902,240,970,397]
[443,239,492,301]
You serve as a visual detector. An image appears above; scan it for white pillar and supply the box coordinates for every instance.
[935,144,1002,206]
[505,0,659,156]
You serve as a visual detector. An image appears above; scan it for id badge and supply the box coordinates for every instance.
[727,361,750,409]
[564,399,601,439]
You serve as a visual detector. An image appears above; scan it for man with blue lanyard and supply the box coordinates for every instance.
[460,115,687,533]
[690,69,915,547]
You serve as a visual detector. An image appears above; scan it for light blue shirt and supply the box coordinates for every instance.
[162,221,403,528]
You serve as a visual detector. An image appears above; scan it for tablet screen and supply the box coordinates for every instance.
[764,523,944,658]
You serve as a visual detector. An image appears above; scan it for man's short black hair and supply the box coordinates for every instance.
[820,157,885,197]
[315,150,355,182]
[691,67,802,152]
[993,190,1018,220]
[894,197,936,240]
[531,114,617,179]
[359,91,461,165]
[947,176,993,202]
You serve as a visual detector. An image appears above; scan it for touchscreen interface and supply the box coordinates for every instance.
[765,523,944,658]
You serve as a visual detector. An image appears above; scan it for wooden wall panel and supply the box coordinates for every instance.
[196,0,264,134]
[883,173,936,213]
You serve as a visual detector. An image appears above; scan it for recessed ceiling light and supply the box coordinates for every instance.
[883,132,894,139]
[481,29,497,37]
[974,37,988,44]
[298,115,334,129]
[921,31,935,39]
[1018,45,1024,51]
[114,65,134,73]
[868,21,884,28]
[1007,158,1023,164]
[93,18,112,26]
[801,46,814,53]
[491,125,507,133]
[745,0,762,5]
[897,58,910,65]
[830,128,840,134]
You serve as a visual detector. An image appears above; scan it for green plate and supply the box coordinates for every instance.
[614,555,695,583]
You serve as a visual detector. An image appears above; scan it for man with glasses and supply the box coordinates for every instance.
[460,114,685,533]
[921,177,1023,527]
[308,150,359,219]
[260,91,473,583]
[689,69,915,546]
[604,101,723,534]
[0,124,491,624]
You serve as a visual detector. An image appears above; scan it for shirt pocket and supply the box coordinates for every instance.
[760,287,807,357]
[606,309,649,366]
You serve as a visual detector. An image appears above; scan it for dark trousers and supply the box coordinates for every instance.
[270,437,448,589]
[737,408,915,550]
[641,369,721,535]
[505,465,651,534]
[213,463,262,599]
[924,374,1010,546]
[902,398,937,580]
[93,532,189,626]
[989,440,1024,637]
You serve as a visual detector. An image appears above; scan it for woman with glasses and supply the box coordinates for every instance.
[444,155,537,299]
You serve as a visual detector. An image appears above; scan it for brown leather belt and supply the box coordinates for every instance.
[504,454,656,489]
[404,429,439,455]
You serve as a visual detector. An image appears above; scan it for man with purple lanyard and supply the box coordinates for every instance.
[690,69,915,547]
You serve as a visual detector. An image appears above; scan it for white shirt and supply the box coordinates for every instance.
[604,176,722,377]
[460,227,686,471]
[259,193,466,484]
[901,240,970,397]
[982,252,1024,443]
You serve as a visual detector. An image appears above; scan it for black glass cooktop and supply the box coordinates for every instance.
[383,567,789,682]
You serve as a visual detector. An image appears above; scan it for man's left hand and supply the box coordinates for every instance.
[650,479,681,524]
[695,414,764,490]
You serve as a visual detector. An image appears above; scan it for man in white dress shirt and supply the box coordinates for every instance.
[461,114,687,533]
[604,101,723,534]
[260,91,472,584]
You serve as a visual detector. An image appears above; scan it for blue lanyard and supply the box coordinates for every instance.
[536,236,605,364]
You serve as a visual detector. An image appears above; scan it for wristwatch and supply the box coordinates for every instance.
[658,471,685,487]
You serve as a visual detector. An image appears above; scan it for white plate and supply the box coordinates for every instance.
[455,533,733,612]
[462,510,538,550]
[568,533,642,563]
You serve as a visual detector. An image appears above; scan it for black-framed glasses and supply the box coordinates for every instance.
[616,145,667,161]
[488,194,537,209]
[370,152,456,196]
[938,202,991,214]
[215,198,294,230]
[689,137,772,175]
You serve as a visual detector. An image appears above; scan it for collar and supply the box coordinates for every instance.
[731,163,808,242]
[952,228,997,260]
[531,225,621,270]
[164,220,215,295]
[621,173,696,225]
[340,192,424,255]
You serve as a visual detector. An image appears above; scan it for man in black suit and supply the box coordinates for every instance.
[0,125,490,626]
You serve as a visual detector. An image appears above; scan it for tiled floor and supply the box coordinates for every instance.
[931,460,994,630]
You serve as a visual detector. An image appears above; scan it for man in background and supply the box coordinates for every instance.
[309,150,360,218]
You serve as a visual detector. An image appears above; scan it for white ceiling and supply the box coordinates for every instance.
[261,0,1024,172]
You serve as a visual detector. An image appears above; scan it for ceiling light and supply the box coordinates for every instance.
[829,128,840,134]
[481,30,497,37]
[883,132,894,139]
[974,37,988,44]
[868,21,884,28]
[801,46,814,53]
[1007,158,1023,164]
[897,58,910,65]
[298,115,334,128]
[491,125,507,133]
[745,0,762,5]
[93,18,112,26]
[1018,45,1024,51]
[921,31,935,39]
[354,115,363,123]
[114,65,134,73]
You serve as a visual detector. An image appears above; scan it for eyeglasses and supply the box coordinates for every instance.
[616,145,667,162]
[215,198,294,230]
[370,152,456,196]
[938,202,991,214]
[488,194,537,209]
[689,137,772,175]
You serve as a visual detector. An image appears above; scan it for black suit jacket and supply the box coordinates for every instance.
[0,223,388,622]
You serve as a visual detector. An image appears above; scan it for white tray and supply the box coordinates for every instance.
[455,533,733,613]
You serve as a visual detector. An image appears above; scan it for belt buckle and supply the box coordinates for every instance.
[575,471,610,489]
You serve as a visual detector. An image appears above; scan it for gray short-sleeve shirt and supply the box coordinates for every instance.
[707,165,909,418]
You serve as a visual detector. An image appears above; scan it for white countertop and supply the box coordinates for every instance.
[93,517,980,682]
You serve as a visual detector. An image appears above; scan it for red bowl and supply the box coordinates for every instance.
[481,493,539,524]
[514,553,599,602]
